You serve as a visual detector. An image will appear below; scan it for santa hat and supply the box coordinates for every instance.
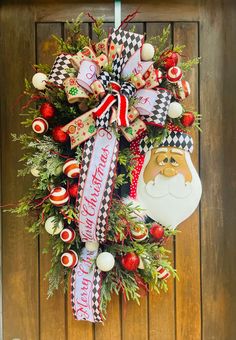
[139,128,194,154]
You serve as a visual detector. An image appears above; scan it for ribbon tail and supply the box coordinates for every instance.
[71,248,103,322]
[117,94,129,127]
[93,93,116,118]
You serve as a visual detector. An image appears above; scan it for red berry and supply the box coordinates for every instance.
[68,183,78,198]
[121,252,140,271]
[161,51,179,70]
[180,112,195,127]
[40,102,55,120]
[52,126,68,143]
[150,223,165,240]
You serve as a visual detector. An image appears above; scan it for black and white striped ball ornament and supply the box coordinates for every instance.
[61,250,78,268]
[166,66,183,83]
[63,158,80,178]
[49,186,69,207]
[32,117,49,134]
[60,227,76,243]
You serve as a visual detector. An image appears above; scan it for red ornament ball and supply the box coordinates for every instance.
[121,252,140,271]
[40,102,55,120]
[180,112,195,127]
[52,126,68,143]
[150,223,165,240]
[68,183,78,198]
[161,51,179,70]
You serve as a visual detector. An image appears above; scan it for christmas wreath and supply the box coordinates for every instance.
[10,14,202,322]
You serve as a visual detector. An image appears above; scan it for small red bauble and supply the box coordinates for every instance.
[180,112,195,127]
[52,126,68,143]
[121,252,140,271]
[161,51,179,70]
[68,183,78,198]
[150,223,165,240]
[40,102,55,120]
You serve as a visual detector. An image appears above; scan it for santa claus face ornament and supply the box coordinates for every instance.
[137,142,202,229]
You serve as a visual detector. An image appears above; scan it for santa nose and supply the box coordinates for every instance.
[162,166,177,177]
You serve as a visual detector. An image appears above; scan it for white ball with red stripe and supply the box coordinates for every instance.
[166,66,183,83]
[61,250,78,268]
[131,225,148,242]
[32,117,49,134]
[157,266,170,280]
[63,158,80,178]
[60,227,76,243]
[174,80,191,100]
[49,187,69,206]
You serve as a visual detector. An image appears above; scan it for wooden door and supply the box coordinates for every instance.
[1,1,236,339]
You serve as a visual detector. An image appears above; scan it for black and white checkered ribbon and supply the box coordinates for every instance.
[71,248,103,322]
[139,131,194,154]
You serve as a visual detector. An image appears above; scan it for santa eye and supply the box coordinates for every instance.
[170,157,179,166]
[158,157,168,166]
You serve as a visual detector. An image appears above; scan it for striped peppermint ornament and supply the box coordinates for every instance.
[63,158,80,178]
[49,187,69,207]
[166,66,183,83]
[157,266,170,280]
[32,117,49,134]
[61,250,78,268]
[60,227,76,243]
[174,80,191,100]
[131,226,148,242]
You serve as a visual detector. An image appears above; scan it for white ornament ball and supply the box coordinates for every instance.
[49,186,69,207]
[32,117,49,134]
[63,158,80,178]
[85,241,99,252]
[32,72,48,90]
[45,216,63,235]
[96,252,115,272]
[168,102,183,118]
[141,43,155,61]
[30,167,40,177]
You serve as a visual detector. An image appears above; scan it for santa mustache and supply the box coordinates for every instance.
[145,172,192,199]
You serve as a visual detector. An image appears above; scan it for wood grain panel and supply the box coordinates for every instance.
[35,1,114,22]
[36,22,67,340]
[200,1,236,339]
[146,22,176,340]
[122,0,200,21]
[0,4,39,340]
[173,22,201,340]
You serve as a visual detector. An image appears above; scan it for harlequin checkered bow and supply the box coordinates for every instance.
[93,73,136,127]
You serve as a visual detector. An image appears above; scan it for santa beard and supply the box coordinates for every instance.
[137,150,202,229]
